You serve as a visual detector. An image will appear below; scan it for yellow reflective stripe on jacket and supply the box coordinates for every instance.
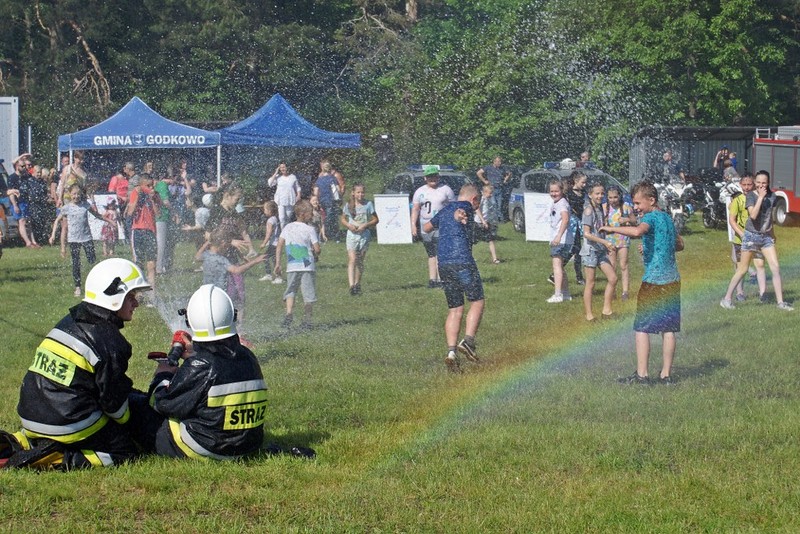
[39,338,95,373]
[20,412,109,444]
[82,450,114,467]
[167,419,209,461]
[46,328,101,367]
[207,379,267,407]
[105,398,130,424]
[207,389,268,407]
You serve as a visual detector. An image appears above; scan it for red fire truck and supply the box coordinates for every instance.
[753,126,800,226]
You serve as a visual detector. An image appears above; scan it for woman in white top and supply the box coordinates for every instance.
[267,162,301,228]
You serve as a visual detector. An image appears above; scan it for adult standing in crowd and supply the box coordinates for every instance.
[0,258,157,469]
[154,171,174,274]
[313,160,340,242]
[661,149,685,182]
[268,162,301,229]
[7,154,41,248]
[477,156,512,222]
[412,165,455,288]
[26,164,53,245]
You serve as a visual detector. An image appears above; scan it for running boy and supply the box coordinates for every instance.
[274,200,321,329]
[601,181,684,384]
[423,184,484,372]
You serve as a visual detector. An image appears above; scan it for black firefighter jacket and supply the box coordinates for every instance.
[150,337,267,460]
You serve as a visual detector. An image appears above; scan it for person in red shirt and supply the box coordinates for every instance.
[125,173,161,303]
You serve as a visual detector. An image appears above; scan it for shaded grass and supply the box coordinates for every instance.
[1,219,800,531]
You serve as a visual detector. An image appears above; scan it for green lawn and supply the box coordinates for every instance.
[1,219,799,532]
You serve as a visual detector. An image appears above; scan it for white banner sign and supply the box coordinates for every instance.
[374,194,412,244]
[524,192,552,242]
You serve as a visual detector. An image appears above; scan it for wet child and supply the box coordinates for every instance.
[547,179,573,303]
[101,199,120,257]
[604,185,633,300]
[340,183,379,295]
[309,194,327,242]
[195,228,266,347]
[50,184,102,297]
[601,181,684,384]
[259,200,280,283]
[275,200,321,328]
[580,182,617,321]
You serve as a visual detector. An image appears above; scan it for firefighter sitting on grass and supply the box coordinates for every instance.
[148,284,268,460]
[0,258,158,469]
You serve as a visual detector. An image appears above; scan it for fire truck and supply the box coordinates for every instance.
[752,126,800,226]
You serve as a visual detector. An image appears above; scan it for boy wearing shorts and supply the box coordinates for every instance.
[601,181,684,384]
[275,200,321,329]
[423,184,484,372]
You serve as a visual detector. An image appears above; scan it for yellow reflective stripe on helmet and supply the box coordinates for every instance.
[123,265,142,283]
[20,413,109,444]
[168,419,208,461]
[39,338,95,373]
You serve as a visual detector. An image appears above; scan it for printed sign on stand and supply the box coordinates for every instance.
[524,192,552,242]
[374,194,412,244]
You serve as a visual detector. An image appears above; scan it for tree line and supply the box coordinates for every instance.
[1,0,798,178]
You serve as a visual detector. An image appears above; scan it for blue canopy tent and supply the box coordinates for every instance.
[58,96,222,181]
[217,93,361,148]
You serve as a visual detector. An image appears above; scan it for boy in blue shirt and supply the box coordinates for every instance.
[423,184,484,372]
[601,181,684,384]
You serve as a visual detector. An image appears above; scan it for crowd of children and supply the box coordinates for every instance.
[10,153,796,386]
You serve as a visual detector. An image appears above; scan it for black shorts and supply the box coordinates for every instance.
[634,281,681,334]
[439,263,484,309]
[423,237,439,258]
[132,229,157,264]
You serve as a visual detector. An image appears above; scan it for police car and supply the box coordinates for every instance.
[507,160,630,232]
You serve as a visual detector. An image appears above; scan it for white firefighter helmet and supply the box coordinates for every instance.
[184,284,237,342]
[83,258,151,311]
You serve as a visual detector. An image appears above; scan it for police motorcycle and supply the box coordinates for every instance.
[697,167,727,229]
[654,174,695,235]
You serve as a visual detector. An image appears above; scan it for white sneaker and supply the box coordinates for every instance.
[444,351,461,373]
[719,298,735,310]
[777,302,794,311]
[73,287,82,298]
[272,277,284,284]
[546,294,564,303]
[259,274,273,282]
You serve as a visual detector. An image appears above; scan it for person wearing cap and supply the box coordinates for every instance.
[147,284,267,460]
[411,165,456,288]
[0,258,159,469]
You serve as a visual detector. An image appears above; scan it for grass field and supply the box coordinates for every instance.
[1,218,799,532]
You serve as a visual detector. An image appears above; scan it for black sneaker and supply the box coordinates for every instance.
[618,372,650,385]
[281,315,294,328]
[659,376,675,385]
[457,338,479,362]
[353,283,362,295]
[428,280,437,289]
[576,277,586,286]
[547,274,555,285]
